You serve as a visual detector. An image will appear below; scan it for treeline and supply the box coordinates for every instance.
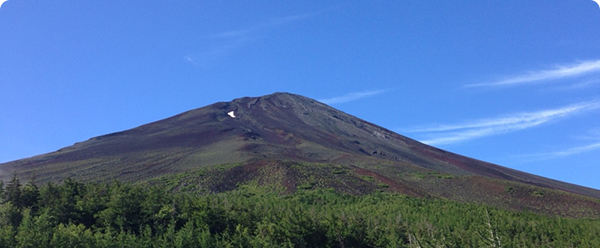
[1,175,600,247]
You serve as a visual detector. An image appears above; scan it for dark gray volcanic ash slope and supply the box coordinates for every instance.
[2,92,600,216]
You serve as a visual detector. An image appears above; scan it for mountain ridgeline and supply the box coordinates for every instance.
[2,92,600,217]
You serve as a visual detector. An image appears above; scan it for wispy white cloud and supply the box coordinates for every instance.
[411,102,598,133]
[407,101,600,145]
[183,37,249,67]
[550,77,600,91]
[318,89,389,104]
[186,14,312,67]
[466,60,600,87]
[419,120,548,145]
[521,141,600,160]
[209,14,312,39]
[584,127,600,138]
[545,142,600,157]
[520,127,600,160]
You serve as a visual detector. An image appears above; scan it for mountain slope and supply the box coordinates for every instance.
[2,92,600,217]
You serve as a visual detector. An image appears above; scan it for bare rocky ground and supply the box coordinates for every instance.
[2,92,600,217]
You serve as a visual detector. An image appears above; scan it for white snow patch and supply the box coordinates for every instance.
[227,111,236,118]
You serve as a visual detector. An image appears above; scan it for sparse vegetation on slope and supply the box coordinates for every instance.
[143,161,600,219]
[3,92,600,228]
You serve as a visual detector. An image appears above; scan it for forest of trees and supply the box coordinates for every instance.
[1,175,600,248]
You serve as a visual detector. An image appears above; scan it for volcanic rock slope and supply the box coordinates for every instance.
[2,92,600,216]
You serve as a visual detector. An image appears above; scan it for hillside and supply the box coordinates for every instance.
[2,92,600,217]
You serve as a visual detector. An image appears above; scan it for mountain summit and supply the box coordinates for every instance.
[2,92,600,217]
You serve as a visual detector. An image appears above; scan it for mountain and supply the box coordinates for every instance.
[2,92,600,217]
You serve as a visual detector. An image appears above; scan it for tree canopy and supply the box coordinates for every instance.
[1,178,599,247]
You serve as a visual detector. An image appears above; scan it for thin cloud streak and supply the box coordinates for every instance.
[420,119,548,145]
[184,38,249,67]
[409,101,600,145]
[410,102,598,133]
[187,13,312,67]
[522,142,600,160]
[552,77,600,91]
[209,14,312,39]
[319,90,389,105]
[466,60,600,87]
[547,142,600,157]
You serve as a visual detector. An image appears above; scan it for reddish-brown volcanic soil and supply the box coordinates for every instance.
[2,92,600,217]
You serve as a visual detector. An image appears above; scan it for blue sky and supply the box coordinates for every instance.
[1,1,600,189]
